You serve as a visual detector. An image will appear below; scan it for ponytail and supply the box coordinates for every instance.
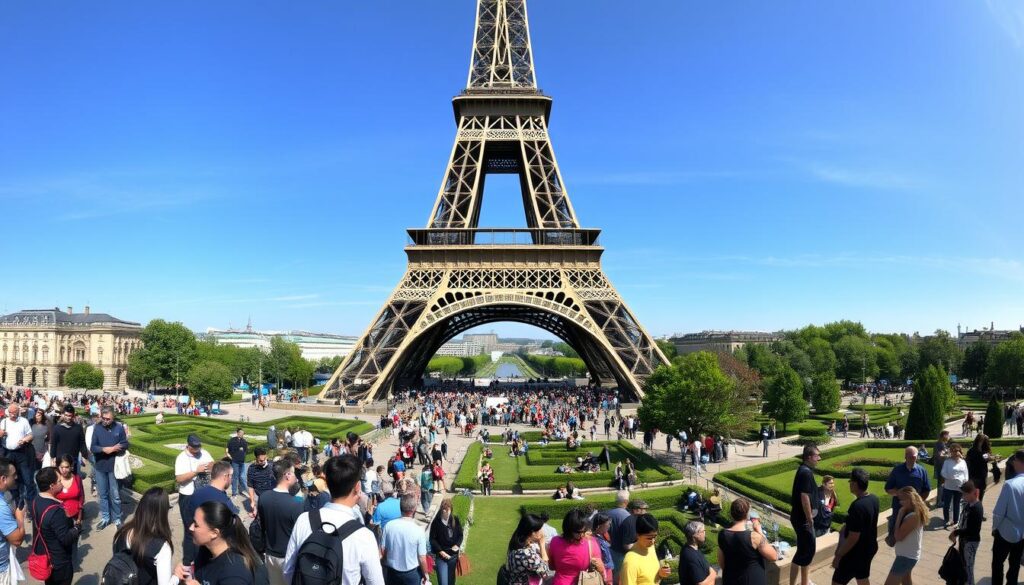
[197,502,262,571]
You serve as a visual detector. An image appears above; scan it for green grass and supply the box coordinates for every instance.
[452,441,683,492]
[716,437,1024,530]
[459,484,770,585]
[122,413,373,493]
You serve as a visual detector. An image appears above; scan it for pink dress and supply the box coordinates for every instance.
[548,535,598,585]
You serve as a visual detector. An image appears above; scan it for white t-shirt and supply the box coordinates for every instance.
[0,416,32,451]
[283,503,383,585]
[174,449,214,495]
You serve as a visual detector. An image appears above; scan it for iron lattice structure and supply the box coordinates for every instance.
[324,0,667,403]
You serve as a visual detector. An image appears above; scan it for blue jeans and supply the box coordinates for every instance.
[231,462,248,496]
[95,469,122,524]
[421,490,433,514]
[435,554,458,585]
[942,488,962,525]
[8,447,36,506]
[296,447,309,465]
[387,567,421,585]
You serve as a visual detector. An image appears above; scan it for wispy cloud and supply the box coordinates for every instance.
[987,0,1024,47]
[573,170,742,186]
[268,294,319,302]
[702,254,1024,282]
[800,162,929,191]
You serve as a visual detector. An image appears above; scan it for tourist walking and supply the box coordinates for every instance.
[620,513,669,585]
[30,409,49,468]
[175,433,214,565]
[679,521,716,585]
[226,427,249,498]
[940,443,969,527]
[882,487,926,585]
[1,404,36,506]
[830,468,879,585]
[479,461,494,496]
[717,497,777,585]
[112,487,177,585]
[933,430,951,506]
[991,450,1024,585]
[257,459,303,585]
[789,444,820,585]
[174,501,263,585]
[380,493,430,585]
[883,446,930,539]
[0,457,26,585]
[282,455,385,585]
[419,465,434,513]
[966,433,993,501]
[246,447,275,513]
[429,498,464,585]
[48,405,87,475]
[188,461,240,523]
[549,508,605,585]
[504,514,553,585]
[949,480,983,585]
[814,475,838,537]
[32,467,81,585]
[90,405,130,528]
[611,499,649,583]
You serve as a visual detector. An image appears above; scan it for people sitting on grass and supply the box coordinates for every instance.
[552,482,584,501]
[556,462,574,474]
[483,447,494,459]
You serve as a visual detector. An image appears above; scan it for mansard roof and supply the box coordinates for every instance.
[0,308,140,327]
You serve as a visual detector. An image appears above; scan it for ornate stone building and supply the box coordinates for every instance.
[0,306,142,390]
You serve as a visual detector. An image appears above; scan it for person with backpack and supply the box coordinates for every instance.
[0,457,27,585]
[258,459,303,585]
[109,487,176,585]
[174,501,266,585]
[282,454,385,585]
[31,466,81,585]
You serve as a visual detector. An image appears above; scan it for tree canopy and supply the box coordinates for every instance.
[988,336,1024,394]
[904,365,947,441]
[761,365,808,432]
[186,360,236,406]
[126,319,197,388]
[638,351,755,438]
[65,362,104,390]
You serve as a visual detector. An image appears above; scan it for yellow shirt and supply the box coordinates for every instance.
[621,547,662,585]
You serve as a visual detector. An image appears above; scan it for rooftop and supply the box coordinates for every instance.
[0,307,140,328]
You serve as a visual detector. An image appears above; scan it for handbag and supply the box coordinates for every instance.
[938,543,967,585]
[425,553,436,574]
[456,553,471,576]
[577,537,603,585]
[28,503,58,581]
[114,451,133,480]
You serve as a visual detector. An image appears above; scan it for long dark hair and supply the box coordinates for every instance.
[508,513,546,551]
[198,501,261,571]
[114,487,174,562]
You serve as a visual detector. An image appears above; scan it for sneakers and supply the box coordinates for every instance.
[97,519,109,530]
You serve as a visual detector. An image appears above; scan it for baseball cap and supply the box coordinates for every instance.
[187,434,202,448]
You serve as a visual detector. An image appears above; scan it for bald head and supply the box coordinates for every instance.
[904,446,918,469]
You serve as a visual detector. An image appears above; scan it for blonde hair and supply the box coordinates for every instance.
[899,486,928,526]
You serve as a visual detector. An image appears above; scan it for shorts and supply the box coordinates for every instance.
[832,555,871,584]
[889,556,918,576]
[792,525,817,567]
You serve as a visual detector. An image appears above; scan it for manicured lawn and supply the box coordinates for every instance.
[122,413,373,492]
[459,485,769,585]
[452,440,683,492]
[716,437,1024,530]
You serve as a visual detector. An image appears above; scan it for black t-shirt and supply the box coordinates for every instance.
[790,464,818,527]
[257,489,304,557]
[196,548,254,585]
[227,437,248,464]
[679,545,710,585]
[842,493,879,561]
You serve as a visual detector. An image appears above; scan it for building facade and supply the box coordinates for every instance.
[957,323,1024,349]
[205,327,358,361]
[435,341,484,357]
[0,306,142,390]
[669,330,781,356]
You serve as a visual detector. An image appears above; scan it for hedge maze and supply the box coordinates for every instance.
[716,437,1024,530]
[123,414,373,493]
[452,440,683,492]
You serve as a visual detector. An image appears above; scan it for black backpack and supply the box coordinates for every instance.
[102,537,163,585]
[249,516,267,555]
[292,509,362,585]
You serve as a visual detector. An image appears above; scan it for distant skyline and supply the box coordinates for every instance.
[2,2,1023,339]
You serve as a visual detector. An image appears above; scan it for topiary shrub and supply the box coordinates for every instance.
[984,395,1004,438]
[904,366,945,441]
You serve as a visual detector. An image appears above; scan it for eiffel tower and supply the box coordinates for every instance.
[324,0,667,403]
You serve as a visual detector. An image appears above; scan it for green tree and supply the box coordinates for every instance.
[288,355,316,389]
[983,396,1004,438]
[772,340,814,381]
[186,360,235,406]
[872,338,901,382]
[809,372,841,414]
[761,366,808,432]
[315,355,345,374]
[904,365,946,440]
[833,335,879,383]
[637,352,755,438]
[427,357,464,378]
[988,337,1024,396]
[65,362,104,390]
[804,338,838,377]
[552,342,580,359]
[655,340,678,361]
[745,344,785,378]
[959,342,991,386]
[264,337,295,389]
[917,330,961,374]
[126,319,198,388]
[821,320,869,344]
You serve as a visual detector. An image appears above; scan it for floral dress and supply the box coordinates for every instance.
[507,546,552,585]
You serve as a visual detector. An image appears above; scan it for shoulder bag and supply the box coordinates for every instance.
[28,502,59,580]
[577,537,603,585]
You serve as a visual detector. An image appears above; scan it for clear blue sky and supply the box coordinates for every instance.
[2,1,1022,339]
